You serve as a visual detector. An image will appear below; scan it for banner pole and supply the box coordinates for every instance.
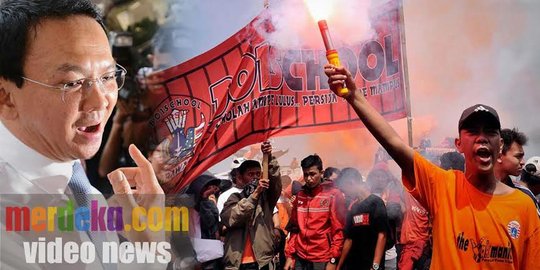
[398,0,414,147]
[262,153,269,180]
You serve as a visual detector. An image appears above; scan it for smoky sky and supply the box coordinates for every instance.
[404,0,540,159]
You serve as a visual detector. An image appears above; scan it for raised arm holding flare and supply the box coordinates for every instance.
[324,65,414,184]
[324,64,540,269]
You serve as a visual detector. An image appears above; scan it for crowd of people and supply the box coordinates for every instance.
[1,0,540,270]
[160,120,540,270]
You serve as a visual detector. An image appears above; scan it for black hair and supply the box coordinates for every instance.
[366,168,394,194]
[522,167,540,185]
[500,128,528,154]
[219,179,233,193]
[323,167,340,179]
[301,154,323,171]
[229,168,238,184]
[0,0,106,87]
[440,151,465,171]
[335,167,364,191]
[237,160,261,175]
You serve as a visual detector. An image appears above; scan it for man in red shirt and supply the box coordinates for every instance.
[398,193,430,270]
[284,154,346,270]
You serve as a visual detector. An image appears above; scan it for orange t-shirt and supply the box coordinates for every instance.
[241,233,256,263]
[277,201,290,232]
[403,152,540,269]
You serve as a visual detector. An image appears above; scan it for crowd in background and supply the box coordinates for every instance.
[83,57,540,270]
[89,113,540,270]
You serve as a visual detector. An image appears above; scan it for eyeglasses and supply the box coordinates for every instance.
[21,64,127,101]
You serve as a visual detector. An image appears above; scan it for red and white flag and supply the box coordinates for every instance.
[146,0,408,193]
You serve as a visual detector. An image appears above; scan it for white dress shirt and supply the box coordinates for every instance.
[0,123,166,270]
[0,123,106,269]
[0,123,76,195]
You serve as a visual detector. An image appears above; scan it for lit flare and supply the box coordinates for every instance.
[305,0,349,96]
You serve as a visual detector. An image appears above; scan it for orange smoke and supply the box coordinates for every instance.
[304,116,437,175]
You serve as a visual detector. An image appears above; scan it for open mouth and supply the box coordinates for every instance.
[77,123,100,133]
[476,147,492,162]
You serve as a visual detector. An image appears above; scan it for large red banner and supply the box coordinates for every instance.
[146,0,407,193]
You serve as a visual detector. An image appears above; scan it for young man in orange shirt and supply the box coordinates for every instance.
[324,65,540,269]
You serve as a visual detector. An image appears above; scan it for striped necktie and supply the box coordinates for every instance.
[69,162,116,270]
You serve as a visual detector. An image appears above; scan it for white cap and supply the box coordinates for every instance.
[231,157,246,169]
[524,156,540,177]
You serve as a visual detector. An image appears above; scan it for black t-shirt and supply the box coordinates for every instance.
[343,194,389,270]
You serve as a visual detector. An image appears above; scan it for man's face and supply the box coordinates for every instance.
[303,165,323,189]
[0,16,116,161]
[367,170,390,193]
[338,180,355,198]
[456,121,502,176]
[237,167,261,188]
[498,142,525,177]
